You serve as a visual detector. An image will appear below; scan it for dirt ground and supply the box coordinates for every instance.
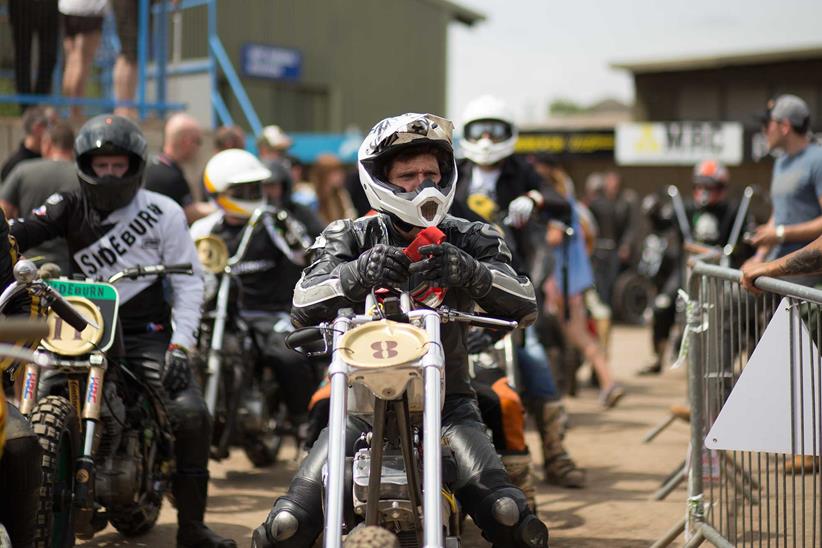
[79,324,693,547]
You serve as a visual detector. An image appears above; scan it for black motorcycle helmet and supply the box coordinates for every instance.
[642,192,675,231]
[75,114,147,213]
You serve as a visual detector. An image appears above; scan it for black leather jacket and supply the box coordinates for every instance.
[291,213,537,396]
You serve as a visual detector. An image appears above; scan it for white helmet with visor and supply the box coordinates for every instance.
[358,113,457,228]
[460,95,518,166]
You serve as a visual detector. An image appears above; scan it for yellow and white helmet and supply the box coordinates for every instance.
[203,148,272,218]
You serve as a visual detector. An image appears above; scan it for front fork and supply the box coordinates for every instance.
[74,356,106,535]
[21,353,107,535]
[205,273,232,415]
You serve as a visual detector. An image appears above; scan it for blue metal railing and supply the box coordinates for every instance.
[0,0,261,131]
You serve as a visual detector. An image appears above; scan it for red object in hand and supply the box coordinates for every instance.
[404,226,447,307]
[404,226,446,262]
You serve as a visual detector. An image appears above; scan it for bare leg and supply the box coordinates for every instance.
[63,31,101,120]
[113,54,137,118]
[558,294,620,397]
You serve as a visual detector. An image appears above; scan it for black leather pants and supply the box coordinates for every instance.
[265,395,534,547]
[122,332,211,474]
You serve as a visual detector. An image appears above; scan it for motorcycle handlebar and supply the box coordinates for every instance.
[107,263,194,284]
[45,285,90,332]
[285,327,326,350]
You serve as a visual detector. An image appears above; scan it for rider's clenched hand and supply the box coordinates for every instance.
[163,345,192,395]
[409,243,492,297]
[340,244,411,299]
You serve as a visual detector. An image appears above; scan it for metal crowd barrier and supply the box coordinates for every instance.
[656,260,822,547]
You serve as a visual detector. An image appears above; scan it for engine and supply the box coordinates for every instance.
[351,448,416,530]
[93,384,144,508]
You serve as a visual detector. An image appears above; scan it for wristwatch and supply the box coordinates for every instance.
[776,224,786,243]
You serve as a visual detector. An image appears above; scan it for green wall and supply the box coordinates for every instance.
[186,0,451,134]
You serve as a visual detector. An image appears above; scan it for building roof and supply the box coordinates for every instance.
[519,110,632,131]
[421,0,486,26]
[611,43,822,74]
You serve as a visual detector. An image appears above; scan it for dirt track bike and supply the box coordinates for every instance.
[270,290,518,548]
[194,206,313,466]
[1,259,193,547]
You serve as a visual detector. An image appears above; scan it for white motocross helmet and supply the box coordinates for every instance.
[204,148,272,218]
[358,113,457,228]
[460,95,518,166]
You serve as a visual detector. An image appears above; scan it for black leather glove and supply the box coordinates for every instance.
[409,243,492,297]
[163,345,192,395]
[466,329,495,354]
[339,244,411,299]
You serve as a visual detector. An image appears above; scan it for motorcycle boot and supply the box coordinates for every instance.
[173,471,237,548]
[528,399,585,488]
[459,469,548,548]
[446,398,549,547]
[500,452,537,511]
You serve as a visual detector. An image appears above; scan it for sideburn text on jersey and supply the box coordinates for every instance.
[78,203,164,275]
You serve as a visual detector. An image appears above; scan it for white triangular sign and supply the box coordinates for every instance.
[705,297,822,455]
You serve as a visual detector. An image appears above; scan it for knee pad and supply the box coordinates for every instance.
[171,385,211,434]
[259,477,323,547]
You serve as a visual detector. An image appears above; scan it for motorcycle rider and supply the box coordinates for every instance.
[190,149,324,441]
[457,97,584,487]
[641,159,750,374]
[637,191,683,376]
[8,114,236,548]
[253,112,549,547]
[0,207,42,548]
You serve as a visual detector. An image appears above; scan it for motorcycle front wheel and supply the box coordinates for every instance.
[242,399,285,468]
[30,396,80,548]
[344,525,400,548]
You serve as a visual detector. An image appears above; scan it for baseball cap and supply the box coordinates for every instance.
[257,125,292,150]
[761,94,811,130]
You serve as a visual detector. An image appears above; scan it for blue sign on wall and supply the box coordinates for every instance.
[241,43,302,81]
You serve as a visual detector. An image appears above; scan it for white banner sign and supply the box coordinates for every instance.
[705,297,821,456]
[616,121,743,165]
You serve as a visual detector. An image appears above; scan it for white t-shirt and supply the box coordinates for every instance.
[469,165,501,201]
[59,0,108,16]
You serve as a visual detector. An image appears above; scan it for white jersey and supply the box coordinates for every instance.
[72,189,204,348]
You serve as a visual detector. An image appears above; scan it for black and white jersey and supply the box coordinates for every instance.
[10,189,204,349]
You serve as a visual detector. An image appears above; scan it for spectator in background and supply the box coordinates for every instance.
[286,155,320,211]
[1,107,53,183]
[198,124,247,201]
[535,158,624,408]
[0,121,78,271]
[214,125,246,151]
[746,94,822,286]
[257,125,292,165]
[586,169,637,307]
[111,0,138,117]
[311,153,357,223]
[59,0,107,121]
[8,0,59,111]
[144,113,213,222]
